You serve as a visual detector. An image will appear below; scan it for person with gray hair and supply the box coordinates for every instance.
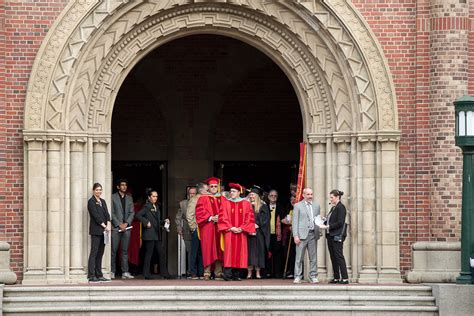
[185,182,207,279]
[292,187,321,284]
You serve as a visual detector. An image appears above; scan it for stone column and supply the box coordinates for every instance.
[23,137,47,283]
[377,136,402,283]
[92,138,111,275]
[333,135,352,277]
[69,138,87,279]
[46,138,64,278]
[311,139,327,279]
[358,136,377,283]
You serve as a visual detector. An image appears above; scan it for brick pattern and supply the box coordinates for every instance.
[1,0,69,280]
[470,0,474,95]
[351,0,419,274]
[428,0,466,242]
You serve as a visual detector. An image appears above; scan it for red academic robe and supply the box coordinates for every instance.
[218,198,256,268]
[195,194,224,267]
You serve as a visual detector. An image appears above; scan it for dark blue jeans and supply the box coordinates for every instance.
[189,230,204,276]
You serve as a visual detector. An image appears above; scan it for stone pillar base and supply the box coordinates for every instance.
[377,269,403,283]
[358,268,378,283]
[407,242,460,283]
[0,242,17,284]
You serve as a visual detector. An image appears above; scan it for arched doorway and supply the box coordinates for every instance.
[22,0,400,284]
[111,35,302,273]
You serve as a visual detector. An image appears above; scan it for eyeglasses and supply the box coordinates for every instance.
[209,185,218,188]
[268,194,278,197]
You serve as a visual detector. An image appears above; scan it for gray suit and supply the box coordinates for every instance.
[111,192,135,274]
[292,199,321,280]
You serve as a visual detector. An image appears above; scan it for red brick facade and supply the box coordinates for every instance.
[0,0,470,280]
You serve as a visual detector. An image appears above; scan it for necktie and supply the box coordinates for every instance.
[307,202,314,230]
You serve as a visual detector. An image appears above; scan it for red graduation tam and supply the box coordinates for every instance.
[228,183,244,194]
[205,177,220,185]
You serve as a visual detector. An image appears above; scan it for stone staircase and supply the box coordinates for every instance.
[2,284,438,315]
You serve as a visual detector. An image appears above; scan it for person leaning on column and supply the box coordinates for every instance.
[110,179,135,280]
[87,183,111,283]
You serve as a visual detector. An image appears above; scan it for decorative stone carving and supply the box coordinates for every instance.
[25,0,398,135]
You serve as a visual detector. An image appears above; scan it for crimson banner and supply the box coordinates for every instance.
[295,142,307,202]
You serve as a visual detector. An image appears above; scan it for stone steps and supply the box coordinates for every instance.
[2,285,439,315]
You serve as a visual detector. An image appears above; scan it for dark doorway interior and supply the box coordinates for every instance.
[111,34,303,275]
[111,161,167,209]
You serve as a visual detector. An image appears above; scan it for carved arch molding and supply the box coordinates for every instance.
[22,0,401,284]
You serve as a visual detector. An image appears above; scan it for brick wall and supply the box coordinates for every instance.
[352,0,419,273]
[352,0,467,275]
[1,0,69,279]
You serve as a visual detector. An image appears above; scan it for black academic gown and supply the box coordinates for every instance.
[248,203,270,268]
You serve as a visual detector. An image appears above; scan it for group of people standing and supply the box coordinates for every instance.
[87,176,349,284]
[87,179,171,282]
[176,177,350,284]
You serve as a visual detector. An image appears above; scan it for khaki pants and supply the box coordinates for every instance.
[204,260,223,277]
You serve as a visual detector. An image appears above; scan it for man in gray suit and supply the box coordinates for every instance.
[111,179,135,279]
[292,187,320,284]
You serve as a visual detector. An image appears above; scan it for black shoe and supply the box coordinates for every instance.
[338,279,349,284]
[162,274,175,279]
[222,274,232,281]
[88,277,100,283]
[232,277,242,281]
[97,277,111,282]
[329,279,340,284]
[144,275,156,280]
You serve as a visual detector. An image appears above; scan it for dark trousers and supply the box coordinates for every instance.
[267,234,283,278]
[190,230,204,276]
[111,229,131,273]
[143,240,169,278]
[88,234,105,278]
[327,236,348,280]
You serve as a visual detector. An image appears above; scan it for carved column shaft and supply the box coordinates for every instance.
[311,142,327,276]
[377,138,401,282]
[358,139,377,282]
[46,139,64,275]
[24,139,47,281]
[335,139,352,277]
[70,140,86,275]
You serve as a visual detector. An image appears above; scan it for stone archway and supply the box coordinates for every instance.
[23,0,400,284]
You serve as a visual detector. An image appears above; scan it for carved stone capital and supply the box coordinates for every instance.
[307,133,328,144]
[332,132,352,144]
[377,131,401,143]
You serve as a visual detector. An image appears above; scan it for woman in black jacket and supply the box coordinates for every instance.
[87,183,111,282]
[247,188,270,279]
[324,189,348,284]
[136,188,171,279]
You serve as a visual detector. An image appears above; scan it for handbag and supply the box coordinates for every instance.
[333,222,347,242]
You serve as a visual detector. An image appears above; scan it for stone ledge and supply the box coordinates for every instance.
[407,242,460,283]
[0,242,17,285]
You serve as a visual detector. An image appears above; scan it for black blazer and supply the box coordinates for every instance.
[136,201,164,241]
[326,201,347,238]
[87,196,111,236]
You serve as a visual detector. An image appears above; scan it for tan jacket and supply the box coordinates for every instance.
[186,194,200,232]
